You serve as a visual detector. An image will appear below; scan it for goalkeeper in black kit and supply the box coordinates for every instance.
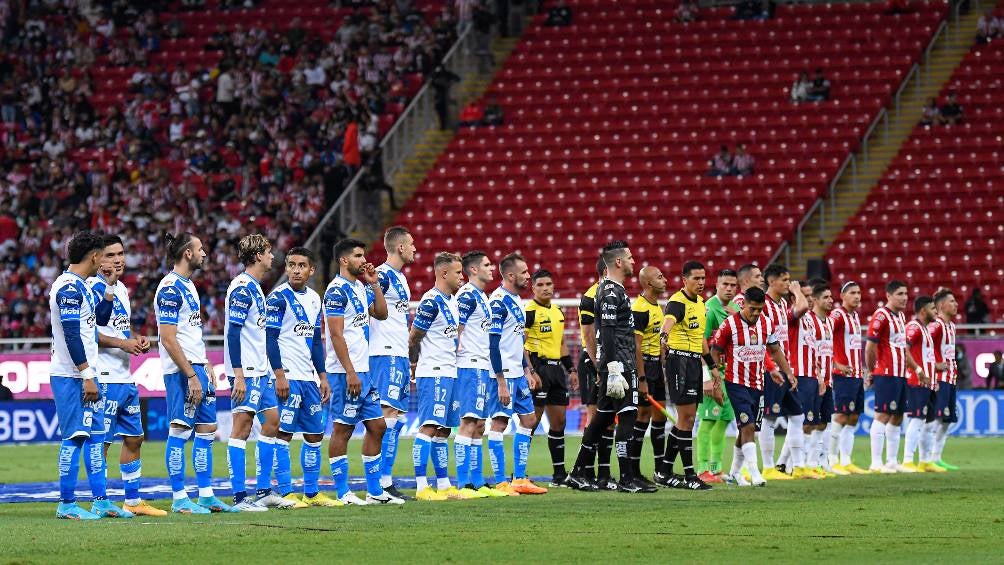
[567,241,656,493]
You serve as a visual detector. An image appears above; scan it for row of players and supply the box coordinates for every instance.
[46,230,960,518]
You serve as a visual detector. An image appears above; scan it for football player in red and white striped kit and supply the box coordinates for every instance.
[828,281,868,474]
[710,286,793,487]
[805,282,836,475]
[865,280,928,473]
[928,288,960,471]
[902,295,940,473]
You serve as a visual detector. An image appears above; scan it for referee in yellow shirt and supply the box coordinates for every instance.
[525,269,579,487]
[655,261,722,491]
[631,266,667,486]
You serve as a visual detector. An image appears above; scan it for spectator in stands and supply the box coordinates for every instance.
[731,144,755,176]
[508,0,527,36]
[938,92,963,125]
[432,64,461,130]
[966,288,990,323]
[734,0,760,20]
[976,12,1002,44]
[546,0,574,27]
[675,0,699,23]
[459,100,485,126]
[483,95,504,126]
[707,145,733,177]
[790,72,811,103]
[472,0,496,73]
[919,97,941,126]
[987,351,1004,389]
[807,68,831,101]
[756,0,776,20]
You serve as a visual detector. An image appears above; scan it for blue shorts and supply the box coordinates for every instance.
[164,364,217,428]
[724,381,763,431]
[372,355,411,412]
[906,384,936,421]
[330,371,382,426]
[764,372,802,417]
[486,375,535,420]
[872,375,907,415]
[228,374,278,414]
[279,380,325,435]
[935,382,958,423]
[819,385,834,423]
[457,367,490,420]
[51,376,105,440]
[416,376,461,428]
[795,376,821,424]
[832,375,864,415]
[100,382,143,440]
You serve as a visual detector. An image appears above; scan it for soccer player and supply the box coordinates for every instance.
[576,258,616,490]
[157,232,233,514]
[779,279,825,480]
[928,288,959,471]
[758,264,805,482]
[224,234,295,511]
[902,295,939,472]
[525,268,579,487]
[695,268,739,484]
[569,241,655,493]
[656,261,719,490]
[455,251,507,497]
[805,281,836,476]
[266,247,342,507]
[711,286,794,487]
[828,281,868,474]
[485,253,547,495]
[410,252,469,500]
[371,227,417,500]
[324,239,401,505]
[50,231,130,520]
[90,234,164,516]
[865,280,928,473]
[630,265,666,485]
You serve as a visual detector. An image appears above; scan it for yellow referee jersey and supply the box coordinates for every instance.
[525,299,565,360]
[632,295,664,357]
[578,282,599,348]
[664,289,706,354]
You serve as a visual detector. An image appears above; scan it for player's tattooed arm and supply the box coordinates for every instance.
[408,326,426,365]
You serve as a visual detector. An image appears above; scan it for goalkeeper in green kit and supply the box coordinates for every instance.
[694,268,739,484]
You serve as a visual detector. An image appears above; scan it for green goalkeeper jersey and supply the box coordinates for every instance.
[705,295,738,339]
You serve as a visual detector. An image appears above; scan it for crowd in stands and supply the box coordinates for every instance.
[0,0,457,341]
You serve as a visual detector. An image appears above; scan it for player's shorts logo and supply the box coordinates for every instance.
[281,410,294,424]
[772,403,781,413]
[309,404,321,415]
[433,405,446,418]
[387,385,400,400]
[344,406,358,418]
[944,406,951,416]
[922,406,928,415]
[712,406,720,417]
[849,401,856,411]
[740,413,749,423]
[890,400,898,411]
[807,411,814,421]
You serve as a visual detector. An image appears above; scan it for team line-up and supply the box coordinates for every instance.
[46,229,961,519]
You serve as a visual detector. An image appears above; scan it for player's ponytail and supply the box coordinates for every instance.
[163,232,194,263]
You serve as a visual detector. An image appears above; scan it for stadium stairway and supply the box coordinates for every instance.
[789,5,984,279]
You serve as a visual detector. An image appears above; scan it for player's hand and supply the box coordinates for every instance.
[358,262,378,285]
[82,378,100,402]
[136,335,152,352]
[275,373,290,403]
[318,376,331,404]
[933,380,940,392]
[567,368,579,391]
[638,377,649,396]
[817,376,826,396]
[788,280,801,294]
[409,361,417,383]
[187,374,204,406]
[101,261,120,286]
[702,378,714,395]
[787,372,798,390]
[834,362,851,375]
[346,371,362,398]
[230,375,245,405]
[769,370,784,386]
[525,368,540,390]
[711,379,725,406]
[497,381,511,407]
[935,362,947,372]
[918,369,929,388]
[119,338,144,355]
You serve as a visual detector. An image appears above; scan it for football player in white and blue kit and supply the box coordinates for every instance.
[325,238,402,505]
[50,231,131,520]
[156,232,233,514]
[453,251,507,498]
[408,252,466,501]
[90,234,166,517]
[267,247,341,508]
[224,234,295,511]
[370,227,416,500]
[487,253,547,496]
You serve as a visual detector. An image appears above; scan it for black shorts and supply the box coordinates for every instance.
[578,353,597,405]
[666,351,703,406]
[596,368,639,414]
[533,360,569,407]
[640,356,665,407]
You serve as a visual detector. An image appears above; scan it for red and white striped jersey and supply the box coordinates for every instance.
[906,319,936,389]
[763,295,794,360]
[830,306,863,378]
[810,311,834,386]
[788,307,818,377]
[929,317,957,385]
[867,306,908,378]
[711,311,778,391]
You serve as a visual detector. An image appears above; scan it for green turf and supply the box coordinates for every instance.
[1,437,1002,564]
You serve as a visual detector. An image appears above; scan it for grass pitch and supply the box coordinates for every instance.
[1,437,1002,564]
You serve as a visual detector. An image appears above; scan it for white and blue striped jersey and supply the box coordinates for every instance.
[456,282,492,371]
[489,286,526,377]
[87,276,132,383]
[49,272,99,378]
[224,272,269,378]
[324,275,375,374]
[413,287,460,378]
[369,263,410,358]
[155,271,208,375]
[265,282,323,382]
